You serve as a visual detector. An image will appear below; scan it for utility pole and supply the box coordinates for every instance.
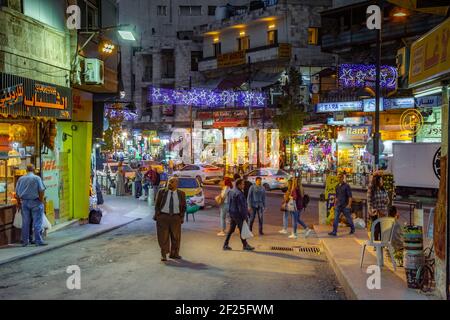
[373,0,383,169]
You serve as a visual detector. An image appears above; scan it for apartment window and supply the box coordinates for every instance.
[213,42,222,57]
[267,30,278,45]
[191,51,202,71]
[161,49,175,78]
[208,6,216,16]
[179,6,202,16]
[308,27,319,45]
[237,36,250,51]
[80,0,99,30]
[142,54,153,82]
[157,5,167,16]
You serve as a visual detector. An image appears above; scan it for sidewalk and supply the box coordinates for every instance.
[313,224,438,300]
[0,195,151,266]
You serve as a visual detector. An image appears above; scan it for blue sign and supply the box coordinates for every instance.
[363,99,384,112]
[316,101,363,113]
[327,117,371,126]
[416,95,442,108]
[362,97,415,112]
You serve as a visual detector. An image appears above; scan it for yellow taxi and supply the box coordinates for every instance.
[163,177,205,209]
[140,160,164,174]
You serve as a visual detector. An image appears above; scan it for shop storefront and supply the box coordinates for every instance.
[336,125,371,174]
[0,73,72,245]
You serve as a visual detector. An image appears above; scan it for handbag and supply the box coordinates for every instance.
[240,220,254,240]
[287,198,297,212]
[43,214,52,231]
[13,208,22,229]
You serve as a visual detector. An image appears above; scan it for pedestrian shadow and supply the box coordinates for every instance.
[250,250,325,263]
[164,259,217,271]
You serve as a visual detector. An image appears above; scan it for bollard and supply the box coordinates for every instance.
[131,181,136,198]
[414,201,424,227]
[318,194,327,225]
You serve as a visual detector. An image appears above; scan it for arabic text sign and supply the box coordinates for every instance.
[0,84,24,107]
[409,17,450,87]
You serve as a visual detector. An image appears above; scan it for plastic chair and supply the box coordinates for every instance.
[360,217,397,270]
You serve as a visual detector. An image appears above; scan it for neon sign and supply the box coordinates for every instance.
[338,64,398,90]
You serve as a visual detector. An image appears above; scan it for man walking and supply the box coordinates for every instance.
[154,177,187,262]
[223,178,255,251]
[247,177,266,235]
[328,173,355,236]
[15,164,47,247]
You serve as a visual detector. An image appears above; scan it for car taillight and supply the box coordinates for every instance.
[204,168,219,172]
[276,177,285,181]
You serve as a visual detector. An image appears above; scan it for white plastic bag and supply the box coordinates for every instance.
[354,218,366,229]
[13,209,22,229]
[43,214,52,231]
[241,220,254,240]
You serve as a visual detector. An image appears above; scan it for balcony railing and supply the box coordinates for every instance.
[198,43,291,72]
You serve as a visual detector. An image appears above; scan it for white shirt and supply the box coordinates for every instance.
[161,190,180,214]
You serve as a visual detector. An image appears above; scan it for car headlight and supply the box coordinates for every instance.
[195,191,203,197]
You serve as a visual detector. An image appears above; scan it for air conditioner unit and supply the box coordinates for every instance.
[84,58,104,85]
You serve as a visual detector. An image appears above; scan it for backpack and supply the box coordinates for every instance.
[303,194,310,209]
[89,208,102,224]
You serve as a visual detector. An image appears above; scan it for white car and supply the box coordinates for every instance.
[246,168,291,191]
[174,164,223,184]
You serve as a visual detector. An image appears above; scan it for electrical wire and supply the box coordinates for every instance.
[0,59,70,78]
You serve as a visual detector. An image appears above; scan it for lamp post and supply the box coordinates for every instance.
[373,1,383,169]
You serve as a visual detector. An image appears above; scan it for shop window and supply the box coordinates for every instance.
[142,54,153,82]
[237,36,250,51]
[267,30,278,45]
[80,0,99,30]
[157,5,167,16]
[308,27,319,45]
[213,42,222,57]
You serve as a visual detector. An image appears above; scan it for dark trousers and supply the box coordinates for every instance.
[135,181,142,198]
[370,215,381,241]
[156,214,182,257]
[332,206,355,234]
[249,207,264,234]
[224,217,248,248]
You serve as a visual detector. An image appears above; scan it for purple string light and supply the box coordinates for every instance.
[339,64,398,90]
[148,86,267,108]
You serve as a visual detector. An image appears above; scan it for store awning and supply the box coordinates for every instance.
[250,71,283,89]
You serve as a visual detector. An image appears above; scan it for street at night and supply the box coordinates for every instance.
[1,0,450,312]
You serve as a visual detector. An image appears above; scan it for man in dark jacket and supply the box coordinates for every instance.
[154,177,187,261]
[243,174,253,199]
[223,179,255,251]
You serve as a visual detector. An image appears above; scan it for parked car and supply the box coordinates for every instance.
[163,177,205,208]
[173,164,223,184]
[246,168,291,191]
[139,160,164,174]
[97,162,135,180]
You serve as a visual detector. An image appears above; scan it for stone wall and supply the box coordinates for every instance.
[0,7,71,87]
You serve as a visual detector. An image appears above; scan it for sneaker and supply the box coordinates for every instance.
[243,245,255,251]
[328,232,337,236]
[278,229,288,234]
[217,231,226,236]
[288,233,298,239]
[349,229,355,235]
[223,245,232,251]
[35,242,48,246]
[305,229,313,237]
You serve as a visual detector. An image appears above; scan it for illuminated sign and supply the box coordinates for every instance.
[0,73,72,119]
[224,127,247,140]
[315,101,363,113]
[416,95,442,108]
[327,117,371,126]
[337,125,371,142]
[362,97,415,112]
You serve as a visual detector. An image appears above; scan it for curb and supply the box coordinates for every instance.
[314,230,356,300]
[0,218,140,267]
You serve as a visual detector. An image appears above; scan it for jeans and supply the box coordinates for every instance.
[143,183,150,196]
[135,181,142,198]
[297,208,308,229]
[332,206,355,234]
[249,207,264,234]
[224,217,249,248]
[220,203,229,231]
[283,210,298,234]
[21,200,45,245]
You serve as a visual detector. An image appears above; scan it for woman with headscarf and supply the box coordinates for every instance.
[292,176,313,238]
[367,174,388,241]
[115,162,126,196]
[217,177,233,236]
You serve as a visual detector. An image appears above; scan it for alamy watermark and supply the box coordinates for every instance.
[66,265,81,290]
[366,265,381,290]
[66,5,81,30]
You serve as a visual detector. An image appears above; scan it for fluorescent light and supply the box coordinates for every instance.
[414,87,442,98]
[268,24,276,29]
[239,31,246,36]
[118,30,136,41]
